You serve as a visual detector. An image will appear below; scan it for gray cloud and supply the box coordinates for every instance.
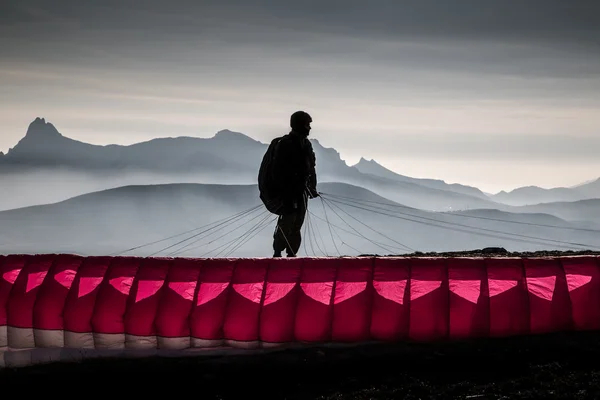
[2,1,599,76]
[1,0,599,192]
[3,0,599,114]
[4,0,599,41]
[352,133,600,162]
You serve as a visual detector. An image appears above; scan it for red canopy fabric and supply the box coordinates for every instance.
[1,254,599,367]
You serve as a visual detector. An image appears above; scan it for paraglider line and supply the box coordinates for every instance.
[320,196,341,256]
[200,213,273,258]
[322,195,415,252]
[307,210,409,253]
[320,197,397,255]
[167,209,270,257]
[321,192,600,234]
[225,215,278,257]
[322,195,598,251]
[110,203,262,256]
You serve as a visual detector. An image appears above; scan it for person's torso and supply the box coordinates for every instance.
[277,133,314,185]
[282,132,311,160]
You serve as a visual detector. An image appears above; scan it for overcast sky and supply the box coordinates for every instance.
[1,0,599,193]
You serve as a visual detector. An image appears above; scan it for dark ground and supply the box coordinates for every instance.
[361,249,600,258]
[2,332,600,398]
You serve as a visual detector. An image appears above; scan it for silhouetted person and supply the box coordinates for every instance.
[259,111,318,257]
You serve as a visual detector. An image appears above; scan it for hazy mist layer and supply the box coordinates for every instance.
[1,182,598,258]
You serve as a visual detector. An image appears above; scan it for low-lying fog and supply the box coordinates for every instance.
[1,182,598,258]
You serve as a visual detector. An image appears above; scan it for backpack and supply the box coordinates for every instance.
[258,136,285,214]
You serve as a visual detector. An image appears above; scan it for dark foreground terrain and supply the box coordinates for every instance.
[363,249,600,258]
[2,332,600,398]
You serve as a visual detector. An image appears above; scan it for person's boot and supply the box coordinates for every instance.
[273,251,282,258]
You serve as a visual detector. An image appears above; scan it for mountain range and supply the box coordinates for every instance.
[2,117,598,211]
[490,182,600,206]
[0,118,494,211]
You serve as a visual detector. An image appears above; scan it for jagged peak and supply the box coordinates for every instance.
[356,157,377,165]
[310,138,336,152]
[355,157,392,171]
[308,138,321,148]
[25,117,62,138]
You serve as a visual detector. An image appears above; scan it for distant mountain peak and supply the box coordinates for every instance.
[212,129,262,145]
[354,156,399,174]
[356,157,377,166]
[25,117,62,139]
[215,128,237,135]
[2,117,70,160]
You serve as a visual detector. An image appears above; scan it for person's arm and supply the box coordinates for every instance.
[306,141,318,198]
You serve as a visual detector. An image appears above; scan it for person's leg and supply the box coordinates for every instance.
[286,194,307,257]
[272,194,308,257]
[274,211,300,257]
[273,215,288,257]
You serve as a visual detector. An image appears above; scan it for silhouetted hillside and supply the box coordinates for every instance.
[510,198,600,224]
[492,178,600,206]
[1,118,266,173]
[1,182,597,258]
[354,157,488,199]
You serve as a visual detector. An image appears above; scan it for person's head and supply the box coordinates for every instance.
[290,111,312,137]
